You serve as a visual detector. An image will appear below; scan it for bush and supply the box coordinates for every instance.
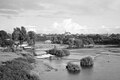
[2,58,33,72]
[80,56,94,68]
[0,57,40,80]
[46,48,70,57]
[14,57,35,64]
[66,62,80,73]
[62,49,70,56]
[0,66,39,80]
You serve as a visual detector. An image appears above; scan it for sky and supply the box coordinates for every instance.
[0,0,120,34]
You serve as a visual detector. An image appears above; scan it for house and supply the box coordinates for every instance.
[64,32,71,35]
[44,40,52,44]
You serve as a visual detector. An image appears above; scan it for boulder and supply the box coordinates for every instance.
[80,56,94,68]
[66,62,80,73]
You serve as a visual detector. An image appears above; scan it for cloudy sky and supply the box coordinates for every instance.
[0,0,120,34]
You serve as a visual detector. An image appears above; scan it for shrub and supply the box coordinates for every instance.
[80,56,94,68]
[2,58,33,71]
[14,57,35,64]
[0,66,39,80]
[62,49,70,56]
[66,62,80,73]
[0,57,40,80]
[46,48,70,57]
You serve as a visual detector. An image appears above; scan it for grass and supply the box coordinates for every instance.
[0,57,40,80]
[14,57,36,64]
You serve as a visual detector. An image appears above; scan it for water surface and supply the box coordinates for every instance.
[36,48,120,80]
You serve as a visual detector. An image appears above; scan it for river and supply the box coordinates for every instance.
[35,48,120,80]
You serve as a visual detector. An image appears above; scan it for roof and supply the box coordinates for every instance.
[45,40,52,43]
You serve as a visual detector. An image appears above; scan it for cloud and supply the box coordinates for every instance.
[25,26,37,32]
[0,9,18,14]
[52,19,88,34]
[40,0,120,16]
[1,0,120,18]
[0,0,120,34]
[0,0,43,10]
[0,0,44,16]
[51,19,120,34]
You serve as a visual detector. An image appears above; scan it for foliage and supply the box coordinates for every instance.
[46,48,70,57]
[14,57,36,64]
[4,39,14,47]
[36,34,50,41]
[0,39,14,48]
[27,31,36,46]
[62,49,70,56]
[47,33,120,46]
[12,27,21,41]
[0,30,14,48]
[21,26,27,40]
[86,34,120,45]
[74,39,84,48]
[12,26,27,44]
[0,30,9,40]
[0,57,40,80]
[80,56,94,68]
[2,59,33,71]
[50,34,95,48]
[66,62,80,73]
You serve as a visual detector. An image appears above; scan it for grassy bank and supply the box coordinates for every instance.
[0,56,40,80]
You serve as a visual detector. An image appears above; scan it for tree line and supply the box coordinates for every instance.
[41,33,120,48]
[0,27,120,49]
[0,26,36,49]
[50,34,94,48]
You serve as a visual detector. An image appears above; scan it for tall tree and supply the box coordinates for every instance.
[0,30,8,40]
[21,26,27,41]
[74,39,84,48]
[12,26,27,45]
[0,30,14,49]
[0,30,9,47]
[27,31,36,46]
[12,27,21,41]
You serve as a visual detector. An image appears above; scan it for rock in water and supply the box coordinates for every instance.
[80,56,94,68]
[66,62,80,73]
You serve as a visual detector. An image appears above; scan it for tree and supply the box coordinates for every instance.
[12,26,27,45]
[0,30,15,52]
[68,38,75,48]
[7,33,12,39]
[0,30,8,40]
[4,39,15,52]
[12,27,21,41]
[0,30,9,47]
[27,31,36,46]
[74,39,84,48]
[21,26,27,41]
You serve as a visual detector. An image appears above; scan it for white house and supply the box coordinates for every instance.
[44,40,52,44]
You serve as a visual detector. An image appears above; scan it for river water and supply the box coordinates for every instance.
[36,48,120,80]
